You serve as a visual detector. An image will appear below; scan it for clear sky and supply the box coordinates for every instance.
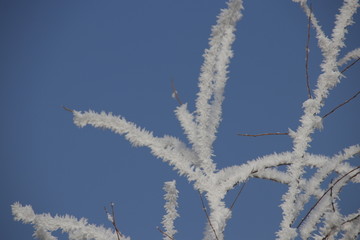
[1,0,359,239]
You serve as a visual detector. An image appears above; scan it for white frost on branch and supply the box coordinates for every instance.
[276,1,359,239]
[177,0,244,176]
[73,110,204,184]
[338,48,360,67]
[13,0,359,239]
[161,180,179,240]
[11,202,130,240]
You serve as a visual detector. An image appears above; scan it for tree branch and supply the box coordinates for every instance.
[297,166,360,229]
[157,227,175,240]
[171,80,183,106]
[104,203,123,240]
[238,88,360,137]
[322,90,360,119]
[340,57,360,73]
[229,177,248,210]
[237,132,288,137]
[62,106,74,113]
[198,191,219,240]
[305,4,313,99]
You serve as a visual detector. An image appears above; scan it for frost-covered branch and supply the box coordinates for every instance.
[72,110,204,183]
[13,0,359,240]
[276,1,359,239]
[298,166,360,239]
[12,202,130,240]
[176,0,244,176]
[338,48,360,67]
[161,180,179,240]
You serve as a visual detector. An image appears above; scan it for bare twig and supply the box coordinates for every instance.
[237,132,288,137]
[305,3,313,99]
[297,166,360,229]
[157,226,175,240]
[198,191,219,240]
[322,90,360,119]
[329,179,336,212]
[62,106,74,113]
[229,177,249,210]
[239,89,359,137]
[341,57,360,73]
[171,80,183,106]
[104,203,123,240]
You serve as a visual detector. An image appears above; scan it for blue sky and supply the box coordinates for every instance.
[1,0,359,239]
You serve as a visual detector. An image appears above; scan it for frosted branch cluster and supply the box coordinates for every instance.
[12,0,359,239]
[12,202,130,240]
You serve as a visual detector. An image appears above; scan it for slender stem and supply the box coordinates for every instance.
[171,80,183,106]
[104,203,123,240]
[157,226,175,240]
[322,90,360,119]
[341,57,360,73]
[237,132,288,137]
[62,106,74,113]
[305,4,313,99]
[229,178,248,210]
[237,89,360,136]
[198,191,219,240]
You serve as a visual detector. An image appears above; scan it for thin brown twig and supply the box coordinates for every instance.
[238,89,359,137]
[171,80,183,106]
[322,90,360,119]
[104,203,123,240]
[296,166,360,229]
[157,226,175,240]
[341,57,360,73]
[198,191,219,240]
[305,3,313,99]
[229,177,249,210]
[329,179,336,212]
[62,106,74,113]
[237,132,288,137]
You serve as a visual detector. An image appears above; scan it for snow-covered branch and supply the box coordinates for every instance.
[276,1,359,239]
[12,0,359,239]
[182,0,244,175]
[338,48,360,67]
[161,180,179,240]
[12,202,130,240]
[73,110,204,183]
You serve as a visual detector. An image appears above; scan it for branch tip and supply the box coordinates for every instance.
[157,226,175,240]
[171,79,183,106]
[62,106,74,113]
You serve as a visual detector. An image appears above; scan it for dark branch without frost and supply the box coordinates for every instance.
[229,177,248,210]
[62,106,74,113]
[305,4,313,99]
[171,80,183,106]
[322,90,360,119]
[104,203,123,240]
[238,88,359,137]
[237,132,289,137]
[157,226,175,240]
[330,179,336,212]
